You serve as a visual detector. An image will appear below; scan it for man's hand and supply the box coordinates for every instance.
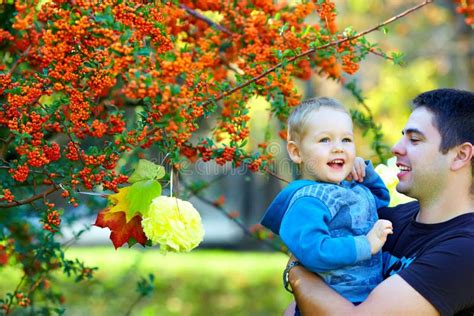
[347,157,366,182]
[367,219,393,254]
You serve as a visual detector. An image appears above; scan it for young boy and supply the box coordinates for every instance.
[260,97,393,314]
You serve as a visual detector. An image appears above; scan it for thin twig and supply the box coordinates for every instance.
[179,4,234,36]
[8,45,31,75]
[26,275,46,296]
[5,274,27,315]
[262,166,289,184]
[125,294,144,316]
[368,49,394,61]
[204,0,433,107]
[193,191,284,252]
[179,175,285,252]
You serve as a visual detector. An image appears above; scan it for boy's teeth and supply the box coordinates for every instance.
[330,159,343,164]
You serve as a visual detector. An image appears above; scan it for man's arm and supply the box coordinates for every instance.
[289,264,439,316]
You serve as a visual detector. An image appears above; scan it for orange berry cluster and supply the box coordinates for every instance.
[15,292,31,308]
[0,28,13,45]
[1,0,373,217]
[215,147,236,166]
[9,164,29,183]
[454,0,474,25]
[43,210,61,233]
[65,142,80,161]
[337,35,360,75]
[113,3,172,52]
[1,189,15,203]
[316,0,338,34]
[247,158,263,172]
[0,73,11,94]
[43,143,61,162]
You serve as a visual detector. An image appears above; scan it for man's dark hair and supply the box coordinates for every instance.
[412,88,474,154]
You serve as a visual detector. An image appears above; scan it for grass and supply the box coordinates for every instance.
[0,247,294,316]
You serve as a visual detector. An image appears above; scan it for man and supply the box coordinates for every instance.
[286,88,474,315]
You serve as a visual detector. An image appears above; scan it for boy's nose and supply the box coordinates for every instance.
[332,145,343,153]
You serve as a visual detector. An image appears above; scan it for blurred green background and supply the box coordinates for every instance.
[0,248,292,315]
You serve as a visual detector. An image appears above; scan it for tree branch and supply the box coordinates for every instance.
[0,134,13,160]
[0,185,59,208]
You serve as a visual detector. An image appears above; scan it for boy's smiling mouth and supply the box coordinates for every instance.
[327,159,345,169]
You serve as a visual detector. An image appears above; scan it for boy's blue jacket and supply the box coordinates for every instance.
[260,161,390,302]
[261,179,316,235]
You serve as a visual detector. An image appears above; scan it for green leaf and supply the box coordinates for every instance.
[279,23,289,36]
[302,25,311,37]
[137,47,151,56]
[390,51,405,66]
[128,159,166,183]
[127,180,162,218]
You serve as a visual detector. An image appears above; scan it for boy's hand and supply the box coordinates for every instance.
[347,157,366,182]
[366,219,393,255]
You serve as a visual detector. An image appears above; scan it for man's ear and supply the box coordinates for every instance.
[451,142,473,171]
[287,141,302,164]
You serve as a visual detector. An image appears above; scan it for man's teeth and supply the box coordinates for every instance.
[398,165,411,171]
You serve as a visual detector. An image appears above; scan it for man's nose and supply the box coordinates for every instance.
[391,139,405,156]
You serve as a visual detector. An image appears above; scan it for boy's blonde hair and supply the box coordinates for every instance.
[288,97,349,143]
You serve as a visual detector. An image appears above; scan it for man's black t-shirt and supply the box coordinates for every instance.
[379,201,474,316]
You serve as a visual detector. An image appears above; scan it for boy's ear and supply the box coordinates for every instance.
[450,142,473,171]
[287,141,302,164]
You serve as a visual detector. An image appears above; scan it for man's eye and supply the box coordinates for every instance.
[319,137,330,143]
[342,138,353,143]
[410,138,420,143]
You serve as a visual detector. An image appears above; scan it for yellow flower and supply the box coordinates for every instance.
[375,157,415,207]
[141,196,205,253]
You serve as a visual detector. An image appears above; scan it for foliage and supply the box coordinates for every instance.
[0,0,466,314]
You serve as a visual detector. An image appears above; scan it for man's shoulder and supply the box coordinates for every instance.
[382,201,420,212]
[378,201,419,222]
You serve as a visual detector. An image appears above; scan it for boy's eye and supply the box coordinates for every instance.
[342,138,353,143]
[319,137,330,143]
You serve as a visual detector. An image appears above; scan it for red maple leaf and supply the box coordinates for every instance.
[94,209,148,249]
[0,245,8,266]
